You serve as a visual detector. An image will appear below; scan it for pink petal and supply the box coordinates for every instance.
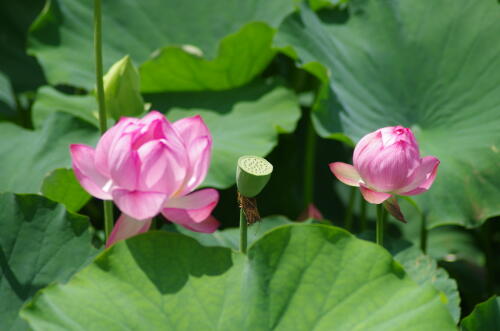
[172,115,210,144]
[108,133,140,190]
[95,117,138,176]
[70,144,111,200]
[353,131,382,166]
[297,203,324,222]
[173,116,212,193]
[398,156,440,195]
[183,136,211,193]
[111,189,167,220]
[132,111,175,149]
[106,214,151,248]
[137,140,188,195]
[329,162,361,187]
[359,184,392,204]
[176,215,220,233]
[162,188,219,227]
[356,140,420,192]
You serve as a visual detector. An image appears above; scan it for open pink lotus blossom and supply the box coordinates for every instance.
[329,126,440,204]
[70,111,219,247]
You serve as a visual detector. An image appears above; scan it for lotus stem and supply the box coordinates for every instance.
[239,208,247,254]
[344,187,357,231]
[303,113,316,209]
[420,213,427,253]
[359,195,367,232]
[94,0,113,240]
[376,204,384,246]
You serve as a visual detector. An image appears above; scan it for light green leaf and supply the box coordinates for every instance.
[393,199,485,266]
[41,168,91,212]
[309,0,349,10]
[394,245,461,323]
[140,22,276,92]
[104,55,144,119]
[276,0,500,227]
[21,224,455,330]
[0,193,99,331]
[28,0,295,90]
[32,86,98,128]
[461,296,500,331]
[150,82,301,188]
[0,112,99,193]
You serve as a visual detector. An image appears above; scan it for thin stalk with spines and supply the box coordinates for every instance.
[344,187,357,231]
[94,0,113,240]
[239,208,247,254]
[303,112,316,209]
[420,213,427,253]
[376,204,385,246]
[359,195,367,232]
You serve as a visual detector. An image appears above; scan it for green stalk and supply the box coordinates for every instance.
[344,187,357,231]
[481,220,494,294]
[239,208,247,254]
[376,204,384,246]
[359,195,367,232]
[94,0,113,240]
[420,213,428,254]
[401,196,427,253]
[303,112,316,208]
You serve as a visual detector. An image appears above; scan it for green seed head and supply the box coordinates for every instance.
[236,156,273,198]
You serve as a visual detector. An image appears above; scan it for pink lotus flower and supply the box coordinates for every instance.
[329,126,440,204]
[70,111,219,247]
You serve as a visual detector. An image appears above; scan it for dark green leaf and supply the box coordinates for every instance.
[276,0,500,227]
[0,112,99,193]
[0,193,99,330]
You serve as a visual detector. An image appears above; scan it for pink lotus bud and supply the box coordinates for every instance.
[329,126,440,204]
[70,111,219,247]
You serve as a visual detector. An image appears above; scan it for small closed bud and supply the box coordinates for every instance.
[236,156,273,198]
[103,55,144,120]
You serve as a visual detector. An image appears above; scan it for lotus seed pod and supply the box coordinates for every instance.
[236,155,273,198]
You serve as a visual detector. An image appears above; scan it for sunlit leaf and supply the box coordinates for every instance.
[22,224,455,330]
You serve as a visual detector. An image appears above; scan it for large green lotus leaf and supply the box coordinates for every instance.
[28,0,295,90]
[0,0,45,92]
[276,0,500,228]
[41,168,91,212]
[21,224,455,330]
[461,296,500,331]
[32,86,98,128]
[0,193,99,331]
[0,112,99,193]
[150,83,301,189]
